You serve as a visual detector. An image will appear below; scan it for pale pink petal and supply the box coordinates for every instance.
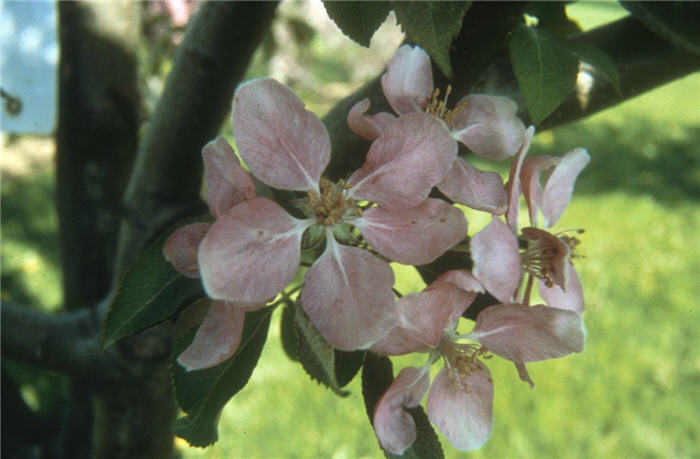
[371,285,466,355]
[437,157,507,214]
[426,365,493,452]
[426,270,484,325]
[514,362,535,388]
[232,78,329,192]
[541,148,590,228]
[451,94,526,160]
[347,99,397,140]
[177,301,245,371]
[348,113,456,209]
[202,137,256,218]
[355,198,467,265]
[198,197,309,305]
[539,263,585,314]
[163,222,211,278]
[300,237,396,351]
[466,303,585,362]
[505,126,535,230]
[381,44,433,115]
[471,217,521,303]
[520,155,558,227]
[374,366,431,455]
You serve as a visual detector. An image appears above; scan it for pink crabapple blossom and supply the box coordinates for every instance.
[348,44,527,214]
[370,270,585,454]
[196,78,468,351]
[472,125,590,313]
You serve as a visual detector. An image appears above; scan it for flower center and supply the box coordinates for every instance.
[306,178,361,226]
[438,335,490,393]
[520,227,583,287]
[424,85,468,128]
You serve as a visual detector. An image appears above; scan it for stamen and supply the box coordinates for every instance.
[424,84,469,128]
[439,337,489,393]
[305,178,360,226]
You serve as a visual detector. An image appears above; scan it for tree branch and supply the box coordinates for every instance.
[113,1,279,278]
[1,301,126,382]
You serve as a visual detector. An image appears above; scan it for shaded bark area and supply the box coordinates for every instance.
[55,3,142,458]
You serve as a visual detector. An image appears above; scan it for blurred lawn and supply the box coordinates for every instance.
[2,2,698,458]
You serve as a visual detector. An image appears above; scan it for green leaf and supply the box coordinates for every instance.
[279,300,299,362]
[392,1,472,78]
[101,220,208,350]
[565,40,621,94]
[509,23,579,124]
[293,300,362,396]
[621,1,700,56]
[172,307,273,447]
[361,353,444,459]
[323,1,391,47]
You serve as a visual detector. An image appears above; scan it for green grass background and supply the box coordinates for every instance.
[2,2,698,458]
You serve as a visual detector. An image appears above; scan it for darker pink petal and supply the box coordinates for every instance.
[467,303,585,362]
[451,94,526,160]
[520,155,558,227]
[371,285,466,355]
[471,217,521,303]
[198,197,307,305]
[177,301,245,371]
[347,98,397,140]
[505,126,535,230]
[374,366,431,455]
[539,263,585,314]
[300,238,396,351]
[348,113,457,209]
[514,362,535,388]
[202,137,256,218]
[163,222,211,278]
[541,148,590,228]
[232,78,329,192]
[522,227,570,290]
[437,157,507,214]
[380,44,433,115]
[426,365,494,452]
[355,198,467,265]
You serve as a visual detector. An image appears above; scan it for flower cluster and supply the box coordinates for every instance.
[163,44,590,454]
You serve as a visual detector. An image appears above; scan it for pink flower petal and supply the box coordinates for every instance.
[374,366,431,455]
[381,44,433,115]
[347,98,397,140]
[300,237,396,350]
[437,157,508,214]
[348,113,457,209]
[541,148,590,228]
[232,78,329,192]
[163,222,211,278]
[371,285,466,355]
[520,155,558,227]
[355,198,467,265]
[177,301,245,371]
[451,94,526,160]
[198,197,309,305]
[505,126,535,230]
[427,270,484,324]
[467,303,585,362]
[426,365,493,452]
[539,263,585,314]
[202,137,256,218]
[471,217,521,303]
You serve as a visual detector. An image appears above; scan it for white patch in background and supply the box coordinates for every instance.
[1,0,57,134]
